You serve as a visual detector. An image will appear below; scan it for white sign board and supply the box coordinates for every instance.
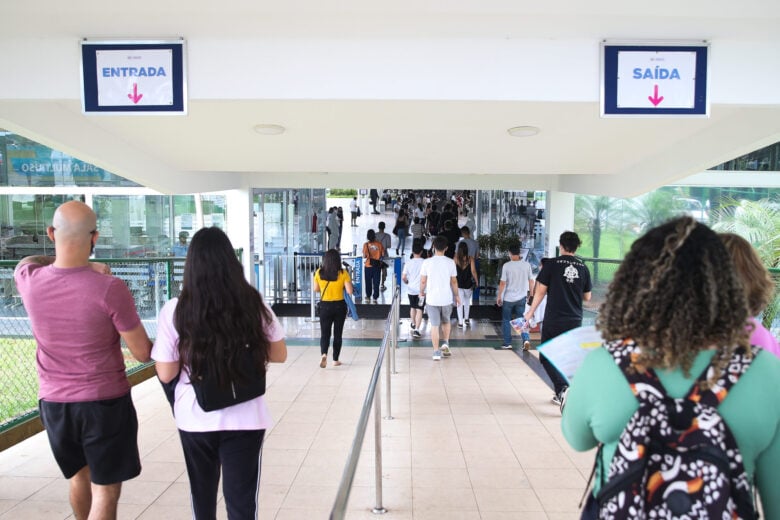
[81,40,186,114]
[601,42,709,117]
[96,49,174,107]
[616,51,697,109]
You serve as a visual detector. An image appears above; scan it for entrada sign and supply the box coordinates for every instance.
[81,39,187,114]
[601,41,709,117]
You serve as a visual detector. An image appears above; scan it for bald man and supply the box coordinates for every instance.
[14,201,152,520]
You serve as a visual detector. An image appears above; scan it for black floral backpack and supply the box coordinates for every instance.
[588,339,758,520]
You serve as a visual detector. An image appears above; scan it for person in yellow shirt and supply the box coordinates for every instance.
[314,249,354,368]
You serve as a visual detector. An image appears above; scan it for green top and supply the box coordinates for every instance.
[562,346,780,517]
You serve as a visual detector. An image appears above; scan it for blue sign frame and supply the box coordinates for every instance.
[602,42,709,117]
[81,39,187,114]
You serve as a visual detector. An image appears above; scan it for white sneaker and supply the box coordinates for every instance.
[558,387,569,414]
[432,350,442,361]
[523,341,531,351]
[441,343,451,357]
[500,344,513,349]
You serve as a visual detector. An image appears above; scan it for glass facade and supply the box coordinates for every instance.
[0,130,226,260]
[709,141,780,172]
[573,185,780,260]
[0,131,139,188]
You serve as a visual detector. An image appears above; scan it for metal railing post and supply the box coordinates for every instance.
[385,315,394,420]
[308,273,319,322]
[372,386,387,514]
[330,281,401,519]
[389,283,396,377]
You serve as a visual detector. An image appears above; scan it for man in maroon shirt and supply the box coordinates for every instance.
[15,201,152,520]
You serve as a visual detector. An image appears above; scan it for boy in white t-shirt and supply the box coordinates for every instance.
[420,236,460,360]
[402,241,425,338]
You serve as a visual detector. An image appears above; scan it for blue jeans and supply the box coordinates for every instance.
[501,297,528,345]
[397,228,408,254]
[365,265,381,299]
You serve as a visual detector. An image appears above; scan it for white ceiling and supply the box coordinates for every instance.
[1,0,779,196]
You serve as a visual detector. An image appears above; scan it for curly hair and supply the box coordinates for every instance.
[597,217,751,383]
[719,233,774,316]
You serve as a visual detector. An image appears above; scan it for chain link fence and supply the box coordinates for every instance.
[0,258,183,432]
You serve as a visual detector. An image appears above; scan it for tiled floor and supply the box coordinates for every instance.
[0,316,595,519]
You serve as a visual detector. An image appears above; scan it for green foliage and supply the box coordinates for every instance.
[575,195,622,259]
[328,189,357,198]
[476,224,520,258]
[477,224,521,288]
[711,197,780,268]
[629,189,680,232]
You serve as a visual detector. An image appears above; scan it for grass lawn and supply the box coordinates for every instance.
[0,338,38,425]
[0,339,147,428]
[577,229,638,259]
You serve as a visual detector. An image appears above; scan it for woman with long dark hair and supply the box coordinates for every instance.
[152,227,287,519]
[395,207,410,256]
[454,240,478,328]
[562,217,780,518]
[314,249,354,367]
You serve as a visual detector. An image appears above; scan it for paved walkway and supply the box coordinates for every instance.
[0,316,595,519]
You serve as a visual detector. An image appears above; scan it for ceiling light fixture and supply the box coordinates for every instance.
[507,126,540,138]
[253,124,286,135]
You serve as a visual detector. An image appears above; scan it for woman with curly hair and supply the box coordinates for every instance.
[152,227,287,519]
[562,217,780,518]
[719,232,780,359]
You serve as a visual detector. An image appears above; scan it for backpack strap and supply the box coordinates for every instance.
[605,339,667,400]
[685,346,756,408]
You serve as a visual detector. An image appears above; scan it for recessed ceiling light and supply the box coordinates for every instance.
[507,126,540,137]
[253,124,286,135]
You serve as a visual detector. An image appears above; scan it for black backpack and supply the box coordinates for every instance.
[587,340,757,519]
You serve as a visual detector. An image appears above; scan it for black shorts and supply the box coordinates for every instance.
[39,392,141,484]
[408,294,424,308]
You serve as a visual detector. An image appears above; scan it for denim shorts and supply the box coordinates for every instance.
[426,304,453,326]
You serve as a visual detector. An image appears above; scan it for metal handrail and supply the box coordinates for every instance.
[330,282,401,519]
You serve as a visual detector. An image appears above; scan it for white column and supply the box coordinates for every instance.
[225,189,254,284]
[545,191,576,257]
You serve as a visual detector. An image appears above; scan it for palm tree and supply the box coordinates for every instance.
[712,197,780,330]
[628,189,680,233]
[711,198,780,267]
[575,195,619,282]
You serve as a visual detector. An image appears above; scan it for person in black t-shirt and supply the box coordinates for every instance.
[524,231,592,408]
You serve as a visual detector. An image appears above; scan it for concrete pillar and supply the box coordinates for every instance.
[545,191,576,257]
[225,189,254,284]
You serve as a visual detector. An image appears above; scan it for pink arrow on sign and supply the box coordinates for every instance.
[648,84,664,106]
[128,83,143,104]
